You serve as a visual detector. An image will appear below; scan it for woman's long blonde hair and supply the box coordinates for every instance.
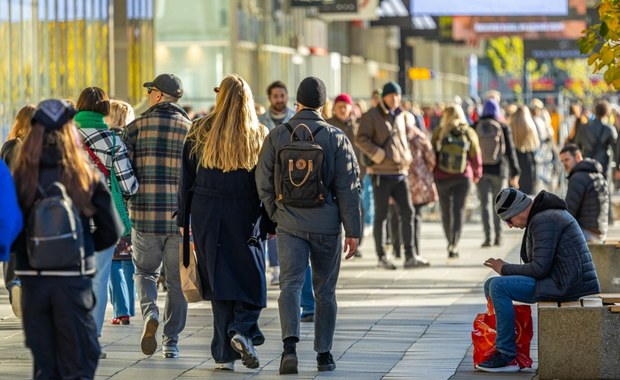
[188,74,266,172]
[509,105,540,153]
[8,104,36,140]
[437,104,469,141]
[13,121,97,215]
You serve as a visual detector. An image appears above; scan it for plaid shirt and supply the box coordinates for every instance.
[79,128,139,197]
[123,102,190,235]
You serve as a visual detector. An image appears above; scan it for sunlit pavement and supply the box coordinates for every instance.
[5,218,610,379]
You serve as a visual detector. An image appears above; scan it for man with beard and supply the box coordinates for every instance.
[258,81,296,132]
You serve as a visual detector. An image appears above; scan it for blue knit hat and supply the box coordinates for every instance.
[382,81,402,97]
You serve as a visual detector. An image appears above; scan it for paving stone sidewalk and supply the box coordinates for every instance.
[1,220,582,379]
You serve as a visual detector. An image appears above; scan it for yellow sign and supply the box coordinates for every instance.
[408,67,432,80]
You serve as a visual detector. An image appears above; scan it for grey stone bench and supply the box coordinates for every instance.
[538,295,620,380]
[588,243,620,293]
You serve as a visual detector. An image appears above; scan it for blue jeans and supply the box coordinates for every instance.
[362,174,374,226]
[484,276,536,357]
[277,227,341,353]
[91,245,115,336]
[301,266,314,317]
[109,260,135,318]
[132,231,187,347]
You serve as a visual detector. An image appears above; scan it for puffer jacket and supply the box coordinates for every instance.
[501,191,600,301]
[355,103,413,175]
[565,158,609,238]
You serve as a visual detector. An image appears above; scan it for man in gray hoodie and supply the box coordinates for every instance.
[256,76,361,375]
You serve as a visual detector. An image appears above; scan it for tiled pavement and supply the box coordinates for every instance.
[3,218,598,379]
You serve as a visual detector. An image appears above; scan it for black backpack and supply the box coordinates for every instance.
[275,123,327,208]
[27,182,85,271]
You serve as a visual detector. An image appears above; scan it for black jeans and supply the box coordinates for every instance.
[371,175,415,260]
[476,174,505,241]
[436,177,471,248]
[210,300,263,363]
[389,203,423,257]
[21,275,100,380]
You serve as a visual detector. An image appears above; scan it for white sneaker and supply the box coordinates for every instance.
[214,361,235,371]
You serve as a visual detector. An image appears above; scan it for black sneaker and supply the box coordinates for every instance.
[476,351,519,373]
[377,256,396,270]
[404,256,431,268]
[494,236,503,246]
[230,334,259,369]
[481,239,492,247]
[279,352,298,374]
[317,352,336,372]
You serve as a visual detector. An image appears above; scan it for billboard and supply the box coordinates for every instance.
[411,0,569,16]
[451,0,586,41]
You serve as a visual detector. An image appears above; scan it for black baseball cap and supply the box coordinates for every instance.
[143,74,184,98]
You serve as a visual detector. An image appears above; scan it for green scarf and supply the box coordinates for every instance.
[74,110,108,129]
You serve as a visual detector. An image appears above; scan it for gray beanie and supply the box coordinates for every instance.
[495,188,532,221]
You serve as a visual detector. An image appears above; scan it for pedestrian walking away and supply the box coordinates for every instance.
[178,74,275,371]
[256,76,362,375]
[123,73,190,358]
[75,87,139,349]
[11,99,123,379]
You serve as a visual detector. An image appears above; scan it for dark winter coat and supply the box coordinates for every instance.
[516,150,537,195]
[177,139,274,308]
[565,158,608,239]
[574,118,618,177]
[326,115,364,178]
[501,191,600,302]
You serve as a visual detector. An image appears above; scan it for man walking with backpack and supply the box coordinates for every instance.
[356,81,429,269]
[474,98,520,247]
[123,74,190,358]
[256,76,361,375]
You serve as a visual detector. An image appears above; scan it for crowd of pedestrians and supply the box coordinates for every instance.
[0,70,617,378]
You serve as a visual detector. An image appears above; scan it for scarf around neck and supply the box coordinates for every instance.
[74,110,108,129]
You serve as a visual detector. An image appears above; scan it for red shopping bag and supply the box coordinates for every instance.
[471,298,533,369]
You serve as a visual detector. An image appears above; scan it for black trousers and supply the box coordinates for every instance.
[210,300,263,363]
[21,275,100,380]
[371,175,415,260]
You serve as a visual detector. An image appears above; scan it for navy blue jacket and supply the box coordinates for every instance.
[565,158,608,238]
[501,191,600,301]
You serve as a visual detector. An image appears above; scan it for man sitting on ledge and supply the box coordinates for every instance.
[478,188,600,373]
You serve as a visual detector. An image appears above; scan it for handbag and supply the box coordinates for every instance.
[472,298,533,369]
[83,133,132,236]
[180,188,204,302]
[179,239,203,303]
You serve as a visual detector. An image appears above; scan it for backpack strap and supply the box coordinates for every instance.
[283,122,324,142]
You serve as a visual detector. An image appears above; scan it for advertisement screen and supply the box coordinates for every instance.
[411,0,569,16]
[450,0,586,41]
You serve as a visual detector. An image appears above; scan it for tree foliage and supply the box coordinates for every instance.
[486,37,524,93]
[579,0,620,88]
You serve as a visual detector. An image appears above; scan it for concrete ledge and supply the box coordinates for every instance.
[588,243,620,293]
[538,303,620,379]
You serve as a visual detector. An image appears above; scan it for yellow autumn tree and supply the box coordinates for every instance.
[579,0,620,88]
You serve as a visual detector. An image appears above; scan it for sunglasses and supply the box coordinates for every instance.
[147,87,159,95]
